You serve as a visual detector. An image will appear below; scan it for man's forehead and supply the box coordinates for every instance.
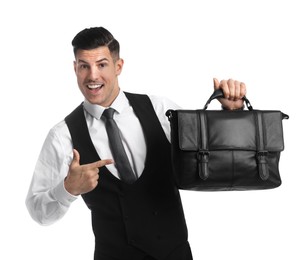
[75,46,112,62]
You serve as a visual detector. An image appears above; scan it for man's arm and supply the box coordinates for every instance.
[25,122,113,225]
[25,124,77,225]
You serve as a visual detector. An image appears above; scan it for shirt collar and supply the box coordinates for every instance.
[83,90,130,119]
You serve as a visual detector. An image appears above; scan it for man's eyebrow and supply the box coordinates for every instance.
[78,59,88,64]
[78,58,109,63]
[96,58,109,63]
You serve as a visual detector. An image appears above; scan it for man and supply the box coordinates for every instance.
[26,27,246,260]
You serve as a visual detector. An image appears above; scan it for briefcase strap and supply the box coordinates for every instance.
[197,112,209,180]
[255,111,269,181]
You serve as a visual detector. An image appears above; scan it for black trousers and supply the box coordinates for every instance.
[96,241,193,260]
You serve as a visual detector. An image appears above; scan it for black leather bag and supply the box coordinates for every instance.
[166,90,289,191]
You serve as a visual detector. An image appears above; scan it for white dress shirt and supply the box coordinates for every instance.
[25,91,180,225]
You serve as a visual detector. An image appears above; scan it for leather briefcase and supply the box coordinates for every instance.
[166,89,289,191]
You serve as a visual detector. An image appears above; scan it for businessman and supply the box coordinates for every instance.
[26,26,246,260]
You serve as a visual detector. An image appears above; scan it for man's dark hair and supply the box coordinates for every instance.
[71,27,120,60]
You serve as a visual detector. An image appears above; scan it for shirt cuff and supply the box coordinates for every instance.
[52,179,78,206]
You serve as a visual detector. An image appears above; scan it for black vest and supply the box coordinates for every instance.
[65,93,188,260]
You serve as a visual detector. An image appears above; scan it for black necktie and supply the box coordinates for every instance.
[102,108,137,184]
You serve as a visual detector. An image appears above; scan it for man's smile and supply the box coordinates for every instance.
[87,84,104,90]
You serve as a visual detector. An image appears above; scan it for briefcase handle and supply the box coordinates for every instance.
[203,89,253,110]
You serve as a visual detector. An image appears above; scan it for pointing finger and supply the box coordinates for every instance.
[94,159,114,168]
[82,159,114,170]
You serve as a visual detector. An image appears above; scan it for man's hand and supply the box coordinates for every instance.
[214,78,247,110]
[64,149,113,196]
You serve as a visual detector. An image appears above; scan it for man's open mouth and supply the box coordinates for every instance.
[87,84,104,90]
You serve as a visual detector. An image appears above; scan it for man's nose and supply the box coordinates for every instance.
[88,66,99,81]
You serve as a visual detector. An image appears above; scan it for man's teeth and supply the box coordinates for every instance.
[88,84,103,89]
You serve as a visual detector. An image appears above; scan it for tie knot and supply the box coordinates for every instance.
[102,108,115,120]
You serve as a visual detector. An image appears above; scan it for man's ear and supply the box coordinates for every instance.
[115,58,124,76]
[73,61,77,73]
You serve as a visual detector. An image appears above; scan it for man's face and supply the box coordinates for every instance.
[74,46,123,107]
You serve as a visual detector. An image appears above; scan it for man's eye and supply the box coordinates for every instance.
[99,63,107,68]
[79,64,89,69]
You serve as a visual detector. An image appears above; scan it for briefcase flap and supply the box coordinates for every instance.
[176,110,285,152]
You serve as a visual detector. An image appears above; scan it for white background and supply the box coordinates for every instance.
[0,0,301,259]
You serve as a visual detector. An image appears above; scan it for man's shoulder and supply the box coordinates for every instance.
[49,103,84,138]
[148,94,181,111]
[49,120,70,137]
[124,91,179,108]
[65,103,84,121]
